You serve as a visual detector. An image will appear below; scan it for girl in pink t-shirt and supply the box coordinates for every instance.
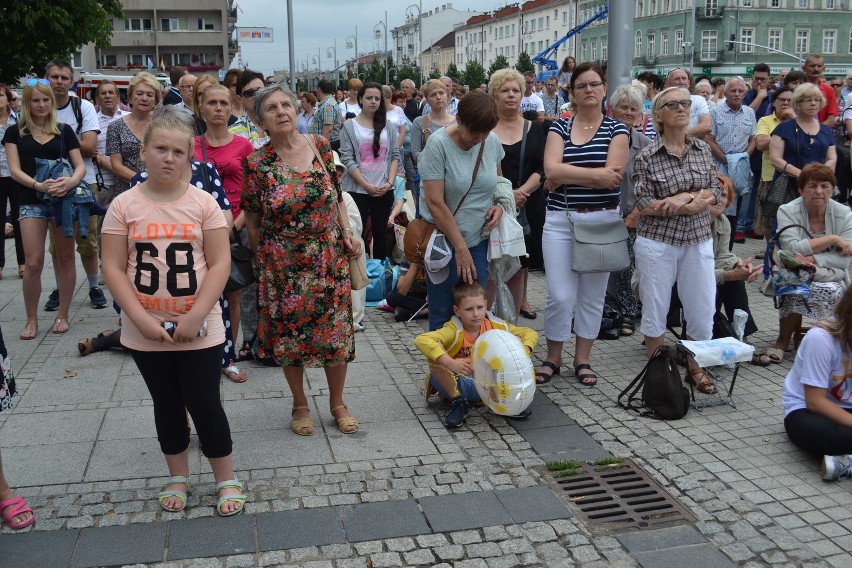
[102,106,245,517]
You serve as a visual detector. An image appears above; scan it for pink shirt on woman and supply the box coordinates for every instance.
[194,135,254,218]
[102,185,228,352]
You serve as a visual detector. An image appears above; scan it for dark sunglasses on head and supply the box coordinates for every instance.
[26,78,50,87]
[241,87,261,98]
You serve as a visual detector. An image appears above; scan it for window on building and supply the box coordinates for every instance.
[538,17,544,29]
[125,18,152,31]
[795,29,809,54]
[70,51,82,68]
[700,30,718,59]
[128,54,145,66]
[798,0,808,7]
[768,28,782,51]
[602,39,608,61]
[199,53,217,64]
[675,29,684,54]
[167,53,191,66]
[638,1,644,16]
[678,0,686,10]
[160,18,188,31]
[826,0,835,7]
[661,31,669,55]
[635,31,642,57]
[197,18,215,31]
[651,0,657,14]
[740,27,754,52]
[581,41,588,61]
[546,16,550,28]
[591,41,597,61]
[563,11,567,25]
[824,29,837,53]
[771,0,781,7]
[647,33,656,57]
[741,0,753,5]
[101,53,117,67]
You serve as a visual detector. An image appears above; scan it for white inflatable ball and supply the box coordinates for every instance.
[472,329,535,416]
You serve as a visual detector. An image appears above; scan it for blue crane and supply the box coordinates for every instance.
[531,4,609,81]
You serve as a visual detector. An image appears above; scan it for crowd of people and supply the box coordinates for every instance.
[0,51,851,528]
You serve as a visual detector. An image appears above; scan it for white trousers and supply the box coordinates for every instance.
[634,236,716,339]
[542,209,620,341]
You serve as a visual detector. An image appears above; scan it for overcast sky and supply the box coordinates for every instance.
[234,0,510,75]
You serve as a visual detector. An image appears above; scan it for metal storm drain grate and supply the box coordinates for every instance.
[540,457,695,534]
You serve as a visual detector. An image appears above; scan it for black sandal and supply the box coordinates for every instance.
[574,364,598,386]
[236,340,254,362]
[535,361,561,384]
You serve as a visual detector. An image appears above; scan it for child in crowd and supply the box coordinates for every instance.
[101,105,245,516]
[414,281,538,428]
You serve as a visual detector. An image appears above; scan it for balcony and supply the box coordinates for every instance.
[637,55,657,66]
[698,49,725,63]
[157,31,227,47]
[696,6,724,18]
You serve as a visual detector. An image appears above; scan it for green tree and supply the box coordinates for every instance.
[2,0,124,84]
[461,60,486,89]
[488,55,510,78]
[427,67,442,80]
[445,63,461,82]
[514,52,535,75]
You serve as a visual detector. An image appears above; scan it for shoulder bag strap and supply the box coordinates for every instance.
[517,119,530,186]
[197,137,212,194]
[422,115,430,144]
[451,139,486,215]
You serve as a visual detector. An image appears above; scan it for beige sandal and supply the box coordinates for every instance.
[51,317,69,334]
[331,404,359,434]
[291,405,314,436]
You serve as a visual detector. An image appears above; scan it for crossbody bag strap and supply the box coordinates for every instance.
[452,139,486,215]
[517,119,530,185]
[422,115,430,144]
[197,136,212,194]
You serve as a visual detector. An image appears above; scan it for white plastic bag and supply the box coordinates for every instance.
[487,213,527,261]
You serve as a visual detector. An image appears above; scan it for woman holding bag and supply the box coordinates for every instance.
[242,85,362,436]
[537,63,629,386]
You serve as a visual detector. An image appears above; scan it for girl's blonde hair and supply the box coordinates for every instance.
[19,82,60,137]
[142,105,196,154]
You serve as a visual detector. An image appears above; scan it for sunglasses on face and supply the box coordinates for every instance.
[241,88,260,98]
[26,78,50,87]
[831,83,842,88]
[659,99,692,111]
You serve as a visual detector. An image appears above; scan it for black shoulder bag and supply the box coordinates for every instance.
[761,126,802,220]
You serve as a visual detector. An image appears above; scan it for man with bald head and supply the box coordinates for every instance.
[708,77,756,246]
[400,78,420,122]
[802,54,838,126]
[665,68,712,138]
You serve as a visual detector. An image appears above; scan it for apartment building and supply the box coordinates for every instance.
[391,3,480,66]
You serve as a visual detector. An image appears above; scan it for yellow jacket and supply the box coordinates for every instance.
[414,313,539,363]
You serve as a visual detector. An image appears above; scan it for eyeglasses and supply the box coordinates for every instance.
[659,99,692,111]
[775,96,793,103]
[26,78,50,87]
[573,81,604,91]
[801,98,822,104]
[241,87,261,98]
[831,83,842,88]
[751,76,769,82]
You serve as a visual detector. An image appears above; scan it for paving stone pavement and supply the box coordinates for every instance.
[0,238,849,567]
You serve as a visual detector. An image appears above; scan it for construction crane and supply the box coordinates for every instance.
[532,4,609,81]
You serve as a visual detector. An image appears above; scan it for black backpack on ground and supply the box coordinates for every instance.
[618,345,689,420]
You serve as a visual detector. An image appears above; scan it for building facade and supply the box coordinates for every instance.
[392,3,481,67]
[79,0,236,75]
[421,32,457,76]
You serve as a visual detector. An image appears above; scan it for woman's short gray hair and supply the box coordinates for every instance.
[253,84,299,128]
[609,84,644,112]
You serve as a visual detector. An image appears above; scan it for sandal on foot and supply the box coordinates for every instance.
[17,267,24,279]
[222,364,248,383]
[686,368,716,394]
[0,496,35,530]
[519,309,537,320]
[19,321,38,341]
[750,350,772,367]
[215,479,246,517]
[766,347,784,363]
[158,476,190,513]
[236,340,254,362]
[51,317,69,334]
[620,322,635,337]
[291,405,314,436]
[331,404,359,434]
[574,364,598,386]
[535,361,561,385]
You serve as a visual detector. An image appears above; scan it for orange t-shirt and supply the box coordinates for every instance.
[455,319,494,361]
[101,185,228,351]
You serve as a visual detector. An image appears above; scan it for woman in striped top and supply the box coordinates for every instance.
[537,62,629,387]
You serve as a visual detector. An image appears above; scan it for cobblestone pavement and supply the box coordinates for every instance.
[0,238,850,567]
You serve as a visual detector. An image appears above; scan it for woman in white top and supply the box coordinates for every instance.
[381,85,406,151]
[339,82,401,260]
[339,78,363,121]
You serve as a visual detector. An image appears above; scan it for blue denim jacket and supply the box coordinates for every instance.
[34,157,95,237]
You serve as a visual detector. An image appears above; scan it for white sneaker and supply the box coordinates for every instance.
[822,454,852,481]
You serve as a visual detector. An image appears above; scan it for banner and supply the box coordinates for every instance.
[238,27,273,42]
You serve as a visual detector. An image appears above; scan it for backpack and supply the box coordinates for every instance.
[618,345,689,420]
[69,97,83,135]
[365,258,398,303]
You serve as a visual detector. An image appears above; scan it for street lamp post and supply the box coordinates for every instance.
[346,29,359,79]
[375,12,388,85]
[328,41,338,89]
[312,53,321,88]
[406,2,423,86]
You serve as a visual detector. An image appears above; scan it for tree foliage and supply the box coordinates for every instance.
[514,52,535,75]
[461,60,486,89]
[488,55,510,78]
[427,67,442,80]
[445,63,461,82]
[2,0,125,84]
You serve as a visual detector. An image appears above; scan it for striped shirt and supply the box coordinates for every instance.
[545,116,629,211]
[633,136,720,246]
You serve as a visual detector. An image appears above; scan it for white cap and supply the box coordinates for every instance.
[424,231,452,284]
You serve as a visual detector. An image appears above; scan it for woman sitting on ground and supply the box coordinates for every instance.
[768,163,852,363]
[783,284,852,481]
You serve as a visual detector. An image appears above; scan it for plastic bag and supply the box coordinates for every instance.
[732,309,748,341]
[489,256,520,324]
[487,213,526,261]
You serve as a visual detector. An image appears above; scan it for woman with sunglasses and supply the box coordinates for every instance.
[537,62,628,387]
[2,79,86,338]
[0,83,25,281]
[633,86,721,394]
[228,70,267,149]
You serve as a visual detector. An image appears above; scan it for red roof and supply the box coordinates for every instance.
[466,14,490,25]
[521,0,558,10]
[494,5,520,17]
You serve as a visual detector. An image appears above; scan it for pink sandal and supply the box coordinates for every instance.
[1,496,35,530]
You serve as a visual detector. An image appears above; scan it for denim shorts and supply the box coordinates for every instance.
[18,203,52,221]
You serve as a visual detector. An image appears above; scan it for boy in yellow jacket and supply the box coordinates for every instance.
[414,281,538,428]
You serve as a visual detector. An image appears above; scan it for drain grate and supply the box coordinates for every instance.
[540,458,695,534]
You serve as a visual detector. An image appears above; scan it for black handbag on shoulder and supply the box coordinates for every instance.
[224,228,256,294]
[618,346,689,420]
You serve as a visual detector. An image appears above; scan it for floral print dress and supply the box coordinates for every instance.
[241,136,354,367]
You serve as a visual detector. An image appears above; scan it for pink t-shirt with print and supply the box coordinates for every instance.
[101,185,228,352]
